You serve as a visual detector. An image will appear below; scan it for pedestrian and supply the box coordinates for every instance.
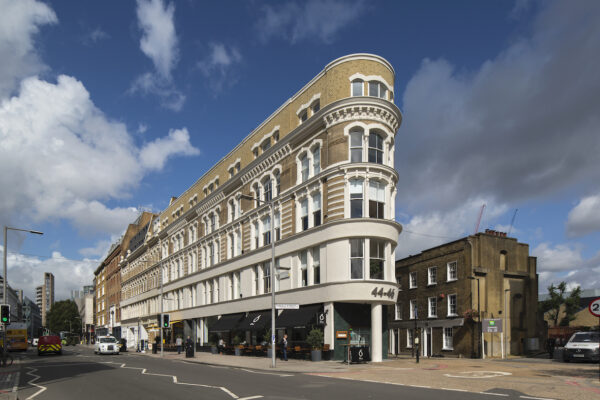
[218,337,225,354]
[185,335,194,358]
[281,334,288,361]
[176,336,183,355]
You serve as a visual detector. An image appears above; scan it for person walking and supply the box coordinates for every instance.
[281,334,288,361]
[176,336,183,355]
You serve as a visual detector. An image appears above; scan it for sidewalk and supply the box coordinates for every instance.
[0,359,19,400]
[132,348,600,400]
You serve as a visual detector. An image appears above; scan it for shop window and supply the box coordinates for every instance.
[368,179,385,219]
[350,178,364,218]
[369,239,385,280]
[350,239,364,279]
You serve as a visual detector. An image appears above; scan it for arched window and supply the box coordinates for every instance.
[352,79,363,96]
[350,179,364,218]
[263,177,272,202]
[350,129,363,162]
[253,183,261,207]
[368,132,384,164]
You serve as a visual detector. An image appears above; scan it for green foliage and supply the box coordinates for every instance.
[46,300,81,333]
[306,328,324,350]
[208,333,219,346]
[539,282,582,327]
[232,335,241,346]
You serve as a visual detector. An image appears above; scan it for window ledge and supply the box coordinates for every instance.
[409,287,417,290]
[428,316,437,319]
[442,347,454,351]
[447,313,459,317]
[427,283,437,287]
[446,279,458,283]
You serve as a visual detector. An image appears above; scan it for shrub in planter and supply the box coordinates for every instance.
[209,333,219,354]
[233,335,242,356]
[307,328,324,362]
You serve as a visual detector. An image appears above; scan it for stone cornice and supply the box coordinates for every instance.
[323,102,400,132]
[240,144,292,185]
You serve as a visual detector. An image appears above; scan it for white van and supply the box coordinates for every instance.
[564,331,599,362]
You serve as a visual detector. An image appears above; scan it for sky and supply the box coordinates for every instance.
[0,0,599,301]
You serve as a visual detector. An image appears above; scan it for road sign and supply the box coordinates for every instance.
[588,297,600,317]
[275,303,299,310]
[483,318,503,333]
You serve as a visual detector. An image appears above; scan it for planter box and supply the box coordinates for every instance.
[311,350,322,362]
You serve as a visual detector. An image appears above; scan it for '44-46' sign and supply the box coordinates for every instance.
[371,287,395,299]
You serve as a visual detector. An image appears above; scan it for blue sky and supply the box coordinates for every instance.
[1,0,599,300]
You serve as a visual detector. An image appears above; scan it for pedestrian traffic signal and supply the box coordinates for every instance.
[162,314,169,328]
[1,305,10,324]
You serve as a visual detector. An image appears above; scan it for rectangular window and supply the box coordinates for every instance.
[448,294,457,316]
[263,262,271,293]
[313,193,321,227]
[428,267,437,285]
[350,239,364,279]
[409,271,417,289]
[409,299,417,319]
[261,139,271,152]
[301,155,309,182]
[274,212,281,241]
[407,329,413,348]
[447,261,457,281]
[253,266,259,295]
[395,303,402,320]
[262,216,271,246]
[300,250,308,287]
[350,131,363,162]
[428,297,437,318]
[235,271,241,298]
[263,179,272,202]
[253,221,259,249]
[368,180,385,219]
[396,276,401,289]
[352,80,363,96]
[369,81,379,97]
[300,199,309,231]
[313,246,320,284]
[443,327,453,350]
[350,179,363,218]
[369,239,385,280]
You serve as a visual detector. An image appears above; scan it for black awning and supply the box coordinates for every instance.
[208,313,245,333]
[238,311,271,331]
[276,304,322,328]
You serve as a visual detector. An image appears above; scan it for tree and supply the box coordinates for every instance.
[539,282,582,327]
[46,300,81,334]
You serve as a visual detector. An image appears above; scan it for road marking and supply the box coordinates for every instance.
[24,367,46,400]
[444,371,512,379]
[520,396,556,400]
[239,368,293,377]
[440,388,468,392]
[12,371,19,393]
[238,396,263,400]
[480,393,509,397]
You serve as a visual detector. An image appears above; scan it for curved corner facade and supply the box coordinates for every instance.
[119,54,403,362]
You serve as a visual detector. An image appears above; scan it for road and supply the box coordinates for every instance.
[13,346,553,400]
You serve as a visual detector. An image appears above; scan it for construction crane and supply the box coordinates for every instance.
[474,204,486,234]
[508,209,518,237]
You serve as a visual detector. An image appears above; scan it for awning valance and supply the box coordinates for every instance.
[237,311,271,331]
[276,304,321,328]
[208,313,245,333]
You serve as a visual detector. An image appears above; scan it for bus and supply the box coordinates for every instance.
[2,323,28,351]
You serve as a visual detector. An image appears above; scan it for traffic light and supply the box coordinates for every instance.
[162,314,169,328]
[1,305,10,324]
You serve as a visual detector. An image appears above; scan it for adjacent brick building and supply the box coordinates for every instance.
[390,230,544,358]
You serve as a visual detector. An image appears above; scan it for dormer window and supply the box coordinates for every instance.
[253,148,258,159]
[235,162,241,173]
[352,79,363,96]
[261,139,271,152]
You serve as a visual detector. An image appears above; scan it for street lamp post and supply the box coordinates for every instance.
[3,226,43,364]
[241,194,276,369]
[468,276,482,358]
[504,288,510,358]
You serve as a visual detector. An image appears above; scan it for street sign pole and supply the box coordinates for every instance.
[587,297,600,381]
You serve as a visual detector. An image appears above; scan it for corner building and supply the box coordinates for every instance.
[120,54,402,361]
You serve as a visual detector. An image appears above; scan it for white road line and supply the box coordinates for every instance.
[24,367,46,400]
[220,387,239,398]
[238,396,264,400]
[410,385,432,389]
[239,368,293,377]
[481,393,509,397]
[520,396,555,400]
[440,388,468,392]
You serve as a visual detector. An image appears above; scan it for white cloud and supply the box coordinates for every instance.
[0,0,57,98]
[256,0,364,44]
[82,27,109,46]
[197,43,242,94]
[0,75,199,235]
[532,242,584,272]
[396,0,600,216]
[140,127,200,170]
[137,123,148,134]
[566,194,600,238]
[136,0,178,79]
[537,250,600,293]
[1,246,97,301]
[130,72,186,111]
[79,239,112,258]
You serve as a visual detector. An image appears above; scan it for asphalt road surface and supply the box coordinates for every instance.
[15,346,535,400]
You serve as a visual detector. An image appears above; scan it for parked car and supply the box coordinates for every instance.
[32,338,39,346]
[37,335,62,356]
[94,336,120,355]
[564,331,600,362]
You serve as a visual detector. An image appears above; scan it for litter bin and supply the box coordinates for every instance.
[153,337,159,354]
[120,338,127,352]
[185,341,194,358]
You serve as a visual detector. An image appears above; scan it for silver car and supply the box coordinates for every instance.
[94,336,120,355]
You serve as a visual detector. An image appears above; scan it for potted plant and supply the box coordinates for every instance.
[307,328,324,361]
[232,335,242,356]
[209,333,219,354]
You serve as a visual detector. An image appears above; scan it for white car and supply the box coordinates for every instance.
[94,336,120,355]
[32,338,39,346]
[564,331,600,362]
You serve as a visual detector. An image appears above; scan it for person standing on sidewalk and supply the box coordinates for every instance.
[176,336,183,354]
[281,334,288,361]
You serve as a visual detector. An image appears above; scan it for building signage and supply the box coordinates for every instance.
[483,318,503,333]
[336,331,348,339]
[371,287,395,299]
[275,303,299,310]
